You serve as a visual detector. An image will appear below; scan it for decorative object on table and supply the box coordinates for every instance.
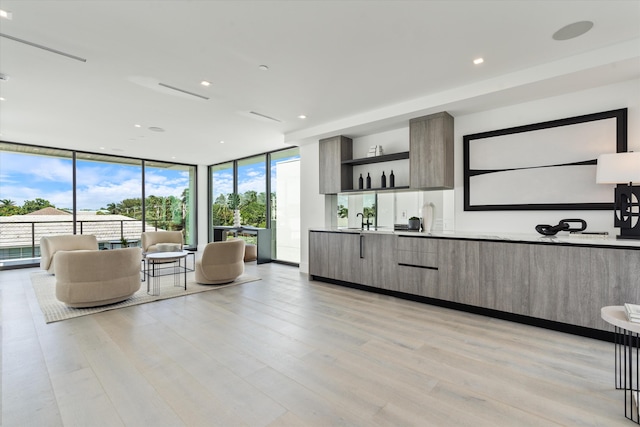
[421,202,434,232]
[367,145,383,157]
[366,173,371,189]
[534,218,587,236]
[596,151,640,240]
[358,173,364,189]
[227,192,242,227]
[408,216,421,231]
[463,108,627,211]
[624,303,640,323]
[381,171,386,188]
[120,236,128,247]
[390,170,395,187]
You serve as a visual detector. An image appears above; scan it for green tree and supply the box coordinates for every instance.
[21,198,54,214]
[0,199,20,216]
[119,198,142,219]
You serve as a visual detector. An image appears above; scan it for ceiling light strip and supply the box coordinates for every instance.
[0,32,87,62]
[249,111,281,122]
[158,83,209,100]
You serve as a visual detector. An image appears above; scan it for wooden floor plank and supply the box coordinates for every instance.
[0,263,630,426]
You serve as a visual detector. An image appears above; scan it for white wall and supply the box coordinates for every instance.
[299,142,325,273]
[454,79,640,234]
[296,77,639,272]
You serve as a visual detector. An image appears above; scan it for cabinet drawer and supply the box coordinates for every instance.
[396,236,438,253]
[397,250,438,269]
[396,264,439,297]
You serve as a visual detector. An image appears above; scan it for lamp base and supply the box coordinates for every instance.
[613,184,640,240]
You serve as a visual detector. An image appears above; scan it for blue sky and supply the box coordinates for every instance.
[1,151,300,210]
[0,152,191,210]
[211,155,300,201]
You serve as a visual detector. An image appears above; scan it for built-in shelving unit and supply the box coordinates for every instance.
[318,111,454,194]
[341,185,410,193]
[341,151,409,166]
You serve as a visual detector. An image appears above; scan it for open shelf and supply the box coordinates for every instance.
[341,185,410,193]
[341,151,409,166]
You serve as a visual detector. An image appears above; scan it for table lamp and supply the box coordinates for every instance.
[596,152,640,239]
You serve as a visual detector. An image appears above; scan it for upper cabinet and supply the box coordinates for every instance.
[409,112,454,190]
[319,111,454,194]
[319,135,353,194]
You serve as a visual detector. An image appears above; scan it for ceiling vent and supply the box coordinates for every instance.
[0,73,8,81]
[0,32,87,62]
[249,111,281,122]
[158,83,209,100]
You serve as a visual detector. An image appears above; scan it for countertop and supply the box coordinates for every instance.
[309,227,640,249]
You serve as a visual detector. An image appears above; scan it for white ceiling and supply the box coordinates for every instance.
[0,0,639,165]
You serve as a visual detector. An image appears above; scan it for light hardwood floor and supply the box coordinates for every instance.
[0,262,627,426]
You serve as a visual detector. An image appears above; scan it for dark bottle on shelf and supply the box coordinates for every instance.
[358,173,364,189]
[381,171,386,188]
[366,173,371,189]
[390,170,395,187]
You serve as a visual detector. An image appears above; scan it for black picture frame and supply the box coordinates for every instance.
[463,108,627,211]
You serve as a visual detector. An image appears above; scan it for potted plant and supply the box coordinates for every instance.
[120,237,128,247]
[408,216,421,231]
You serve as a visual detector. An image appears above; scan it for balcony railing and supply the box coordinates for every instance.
[0,219,182,268]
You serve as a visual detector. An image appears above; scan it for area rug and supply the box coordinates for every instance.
[31,271,260,323]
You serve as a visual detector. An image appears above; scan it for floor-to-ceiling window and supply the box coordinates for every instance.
[270,148,300,263]
[0,144,73,264]
[0,142,197,268]
[144,161,197,247]
[76,152,143,248]
[210,162,234,227]
[209,147,300,264]
[237,155,267,228]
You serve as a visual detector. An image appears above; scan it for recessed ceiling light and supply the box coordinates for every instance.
[201,80,211,87]
[219,140,225,144]
[298,115,307,119]
[99,147,105,150]
[473,58,484,65]
[258,65,269,71]
[552,21,594,41]
[0,9,12,20]
[134,124,141,128]
[0,97,5,101]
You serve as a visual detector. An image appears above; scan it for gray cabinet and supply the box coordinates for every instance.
[438,239,480,305]
[309,231,330,278]
[479,242,530,315]
[529,245,610,330]
[319,135,352,194]
[409,112,454,190]
[360,233,396,290]
[396,236,439,297]
[309,231,361,283]
[310,230,640,333]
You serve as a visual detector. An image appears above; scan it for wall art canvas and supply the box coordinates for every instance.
[463,109,627,211]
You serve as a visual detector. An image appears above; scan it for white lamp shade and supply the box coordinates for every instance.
[596,152,640,184]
